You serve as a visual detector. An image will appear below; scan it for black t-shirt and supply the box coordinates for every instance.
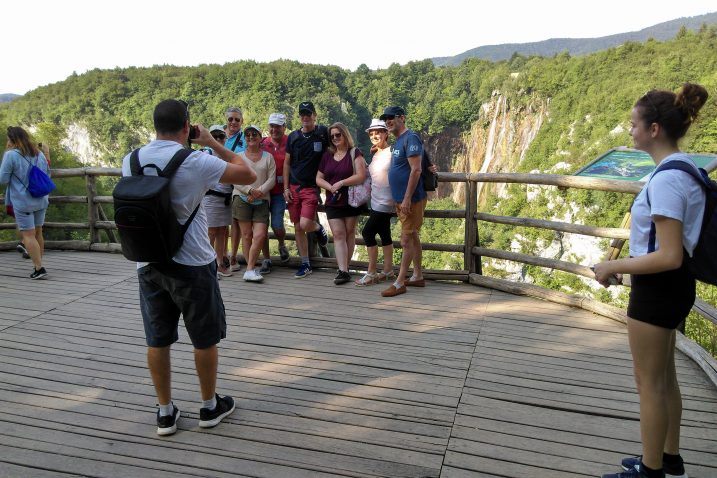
[287,125,329,186]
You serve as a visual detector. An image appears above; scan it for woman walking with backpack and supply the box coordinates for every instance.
[593,83,709,478]
[0,126,51,279]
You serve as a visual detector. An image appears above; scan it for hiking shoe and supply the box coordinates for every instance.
[243,269,264,282]
[279,245,290,263]
[217,267,233,278]
[315,224,329,247]
[229,257,241,272]
[259,259,272,275]
[294,263,312,279]
[622,456,686,478]
[156,405,180,436]
[17,242,30,259]
[199,394,235,428]
[30,267,48,280]
[334,270,351,285]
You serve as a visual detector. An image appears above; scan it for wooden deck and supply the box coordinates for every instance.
[0,250,716,478]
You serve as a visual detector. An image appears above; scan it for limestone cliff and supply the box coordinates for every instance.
[450,92,548,205]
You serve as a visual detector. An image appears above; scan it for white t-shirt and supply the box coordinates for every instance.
[368,147,395,213]
[629,153,705,257]
[121,140,228,267]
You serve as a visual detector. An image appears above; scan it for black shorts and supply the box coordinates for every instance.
[138,261,226,349]
[627,263,695,329]
[324,204,366,220]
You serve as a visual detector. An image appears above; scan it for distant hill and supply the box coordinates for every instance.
[433,11,717,66]
[0,94,20,103]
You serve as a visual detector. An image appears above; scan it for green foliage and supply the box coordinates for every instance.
[2,31,717,354]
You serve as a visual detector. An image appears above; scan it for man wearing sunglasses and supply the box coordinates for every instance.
[224,107,247,273]
[283,101,330,278]
[379,106,427,297]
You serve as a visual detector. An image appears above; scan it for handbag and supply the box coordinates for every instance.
[347,148,371,207]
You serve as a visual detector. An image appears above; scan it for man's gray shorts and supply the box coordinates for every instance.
[138,261,226,349]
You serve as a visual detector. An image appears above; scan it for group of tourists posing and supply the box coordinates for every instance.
[2,82,712,478]
[202,101,434,297]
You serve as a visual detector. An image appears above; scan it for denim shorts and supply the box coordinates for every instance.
[138,261,226,349]
[269,193,287,230]
[15,208,47,231]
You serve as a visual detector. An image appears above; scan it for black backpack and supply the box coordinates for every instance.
[113,148,199,263]
[647,160,717,285]
[421,149,438,192]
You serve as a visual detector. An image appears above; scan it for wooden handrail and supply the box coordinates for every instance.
[3,166,715,372]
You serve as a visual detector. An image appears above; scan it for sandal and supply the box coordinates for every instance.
[377,271,396,282]
[355,273,379,286]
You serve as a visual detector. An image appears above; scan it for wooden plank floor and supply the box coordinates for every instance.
[0,251,715,478]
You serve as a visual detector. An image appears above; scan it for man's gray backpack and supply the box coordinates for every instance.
[113,148,199,263]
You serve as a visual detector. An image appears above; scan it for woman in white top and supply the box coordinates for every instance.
[356,119,396,286]
[231,125,276,282]
[594,83,708,478]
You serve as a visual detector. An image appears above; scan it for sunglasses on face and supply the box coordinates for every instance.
[383,116,396,121]
[245,131,260,138]
[226,117,242,123]
[330,132,342,139]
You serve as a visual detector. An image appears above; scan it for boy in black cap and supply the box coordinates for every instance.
[282,101,330,278]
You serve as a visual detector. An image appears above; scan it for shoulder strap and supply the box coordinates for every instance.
[646,160,709,253]
[230,133,243,152]
[159,148,193,178]
[646,161,709,206]
[182,202,201,234]
[129,149,143,176]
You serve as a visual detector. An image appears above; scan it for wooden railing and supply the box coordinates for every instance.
[1,167,715,383]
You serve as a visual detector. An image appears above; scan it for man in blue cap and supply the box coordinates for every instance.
[380,106,427,297]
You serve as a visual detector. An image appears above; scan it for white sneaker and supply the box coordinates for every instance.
[243,269,264,282]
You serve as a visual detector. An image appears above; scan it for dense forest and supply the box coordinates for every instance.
[1,27,716,352]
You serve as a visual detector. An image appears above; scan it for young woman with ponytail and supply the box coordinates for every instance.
[594,83,709,478]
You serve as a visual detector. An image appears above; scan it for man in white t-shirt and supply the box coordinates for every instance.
[121,99,255,436]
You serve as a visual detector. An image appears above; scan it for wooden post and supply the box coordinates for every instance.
[464,180,481,274]
[86,173,100,245]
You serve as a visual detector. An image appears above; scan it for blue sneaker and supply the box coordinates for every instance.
[622,456,685,478]
[294,263,312,279]
[315,224,329,247]
[602,468,648,478]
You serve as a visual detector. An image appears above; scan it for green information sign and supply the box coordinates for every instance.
[575,147,716,181]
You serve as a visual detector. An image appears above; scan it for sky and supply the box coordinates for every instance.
[2,1,715,95]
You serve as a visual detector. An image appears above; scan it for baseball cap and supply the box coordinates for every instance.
[298,101,316,114]
[365,118,388,132]
[268,113,286,126]
[209,124,225,134]
[379,106,406,121]
[244,125,262,136]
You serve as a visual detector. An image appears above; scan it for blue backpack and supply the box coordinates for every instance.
[17,153,56,198]
[647,160,717,285]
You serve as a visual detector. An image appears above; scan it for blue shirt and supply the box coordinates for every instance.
[0,149,50,212]
[388,129,426,203]
[225,132,246,153]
